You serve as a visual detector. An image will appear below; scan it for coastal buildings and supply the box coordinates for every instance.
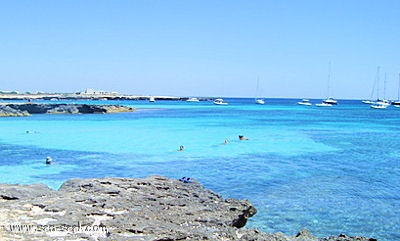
[76,88,118,96]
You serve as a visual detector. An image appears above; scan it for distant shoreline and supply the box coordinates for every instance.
[1,93,385,102]
[0,93,188,101]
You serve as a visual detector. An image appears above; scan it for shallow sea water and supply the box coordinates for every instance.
[0,98,399,240]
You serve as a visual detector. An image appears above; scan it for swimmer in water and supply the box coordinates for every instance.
[45,156,52,165]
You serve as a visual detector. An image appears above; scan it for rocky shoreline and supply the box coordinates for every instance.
[0,103,134,117]
[0,176,376,241]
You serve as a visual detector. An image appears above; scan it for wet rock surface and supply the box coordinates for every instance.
[0,176,376,241]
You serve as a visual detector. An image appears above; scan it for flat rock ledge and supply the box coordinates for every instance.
[0,103,134,117]
[0,176,376,241]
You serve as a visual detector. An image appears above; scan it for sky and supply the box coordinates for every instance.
[1,0,400,99]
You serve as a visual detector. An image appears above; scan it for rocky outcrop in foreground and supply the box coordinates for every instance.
[0,103,134,116]
[0,176,376,241]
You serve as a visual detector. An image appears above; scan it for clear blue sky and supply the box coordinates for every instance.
[1,0,399,99]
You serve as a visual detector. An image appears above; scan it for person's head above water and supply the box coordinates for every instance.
[45,156,52,164]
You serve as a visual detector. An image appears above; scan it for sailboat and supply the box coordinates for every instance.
[317,62,337,106]
[378,72,390,105]
[362,68,378,104]
[370,69,389,109]
[323,97,337,105]
[254,78,265,105]
[391,73,400,107]
[323,62,337,105]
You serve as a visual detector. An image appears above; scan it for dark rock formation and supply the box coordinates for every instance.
[0,105,30,117]
[0,103,134,116]
[0,176,376,241]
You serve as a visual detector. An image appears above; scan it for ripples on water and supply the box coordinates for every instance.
[0,98,399,240]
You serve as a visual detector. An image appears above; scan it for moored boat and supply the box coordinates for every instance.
[186,97,200,102]
[392,101,400,107]
[297,99,312,106]
[362,100,374,104]
[392,73,400,107]
[370,103,388,109]
[315,102,332,107]
[255,99,265,105]
[254,78,265,105]
[323,97,337,105]
[213,98,228,105]
[376,99,390,106]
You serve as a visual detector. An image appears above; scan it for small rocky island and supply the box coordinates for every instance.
[0,103,134,117]
[0,176,375,241]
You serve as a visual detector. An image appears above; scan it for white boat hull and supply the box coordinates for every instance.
[323,99,337,105]
[316,103,332,107]
[213,98,228,105]
[298,102,312,106]
[214,102,228,105]
[297,99,312,106]
[376,101,390,106]
[362,100,374,104]
[255,99,265,105]
[186,97,199,102]
[370,104,387,109]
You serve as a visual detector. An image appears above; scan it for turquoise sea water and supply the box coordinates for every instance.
[0,98,399,240]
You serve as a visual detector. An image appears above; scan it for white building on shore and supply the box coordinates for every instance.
[77,88,118,96]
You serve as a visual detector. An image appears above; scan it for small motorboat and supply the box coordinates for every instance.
[297,99,312,106]
[255,99,265,105]
[315,102,332,107]
[362,100,374,104]
[186,97,199,102]
[213,98,228,105]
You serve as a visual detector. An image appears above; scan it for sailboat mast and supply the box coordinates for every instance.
[327,61,331,97]
[255,77,260,99]
[376,66,380,100]
[398,73,400,101]
[369,69,377,100]
[384,72,387,100]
